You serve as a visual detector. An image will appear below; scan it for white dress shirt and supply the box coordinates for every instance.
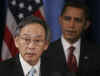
[61,35,81,66]
[19,54,40,76]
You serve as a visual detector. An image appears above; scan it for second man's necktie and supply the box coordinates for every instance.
[67,46,78,72]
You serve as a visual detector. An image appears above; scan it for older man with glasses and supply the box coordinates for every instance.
[0,16,51,76]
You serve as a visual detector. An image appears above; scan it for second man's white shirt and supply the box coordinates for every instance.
[61,35,81,66]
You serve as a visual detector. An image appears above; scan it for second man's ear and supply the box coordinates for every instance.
[84,20,91,30]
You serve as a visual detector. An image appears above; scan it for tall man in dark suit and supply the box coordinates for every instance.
[0,16,50,76]
[47,1,100,76]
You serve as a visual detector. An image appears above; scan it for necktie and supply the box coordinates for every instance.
[28,68,35,76]
[67,46,78,72]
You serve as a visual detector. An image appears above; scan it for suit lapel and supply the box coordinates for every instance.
[78,37,89,74]
[56,39,69,72]
[15,55,25,76]
[40,53,48,76]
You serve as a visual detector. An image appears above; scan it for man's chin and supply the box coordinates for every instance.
[25,56,39,63]
[64,36,79,43]
[64,36,76,40]
[25,58,36,65]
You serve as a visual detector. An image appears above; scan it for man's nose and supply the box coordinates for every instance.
[69,19,75,28]
[28,41,36,48]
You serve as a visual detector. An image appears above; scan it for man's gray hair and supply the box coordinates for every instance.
[14,15,50,41]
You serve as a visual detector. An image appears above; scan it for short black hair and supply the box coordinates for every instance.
[61,1,89,20]
[14,15,50,41]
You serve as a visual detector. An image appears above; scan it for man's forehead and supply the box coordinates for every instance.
[65,6,85,12]
[63,7,85,16]
[20,33,44,38]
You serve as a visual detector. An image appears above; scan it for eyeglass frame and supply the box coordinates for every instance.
[19,36,46,46]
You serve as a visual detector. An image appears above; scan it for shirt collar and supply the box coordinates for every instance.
[19,54,40,76]
[61,35,81,52]
[61,36,70,52]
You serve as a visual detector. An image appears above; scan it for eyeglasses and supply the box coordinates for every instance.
[19,36,45,45]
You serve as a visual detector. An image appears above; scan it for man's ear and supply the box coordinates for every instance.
[59,16,63,25]
[14,36,20,48]
[44,41,49,51]
[84,20,91,30]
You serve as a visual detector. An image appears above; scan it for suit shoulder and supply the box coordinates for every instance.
[47,39,62,57]
[87,40,100,49]
[0,57,16,68]
[49,39,61,47]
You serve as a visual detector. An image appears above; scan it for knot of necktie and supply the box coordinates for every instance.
[69,46,75,53]
[28,68,37,76]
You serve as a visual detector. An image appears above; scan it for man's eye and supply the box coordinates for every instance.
[24,39,30,42]
[63,16,71,21]
[34,40,40,42]
[75,18,82,23]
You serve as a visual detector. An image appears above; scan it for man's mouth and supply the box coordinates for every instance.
[64,30,76,34]
[25,53,37,57]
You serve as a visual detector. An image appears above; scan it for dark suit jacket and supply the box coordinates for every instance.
[47,37,100,76]
[0,54,49,76]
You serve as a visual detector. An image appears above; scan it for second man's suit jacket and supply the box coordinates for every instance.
[47,37,100,76]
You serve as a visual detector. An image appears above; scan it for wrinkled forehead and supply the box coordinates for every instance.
[21,23,45,34]
[20,33,45,39]
[16,23,46,40]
